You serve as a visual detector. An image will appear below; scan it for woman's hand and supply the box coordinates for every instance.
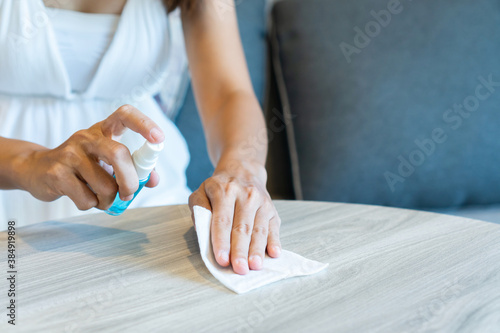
[13,105,163,211]
[189,159,282,275]
[181,0,281,275]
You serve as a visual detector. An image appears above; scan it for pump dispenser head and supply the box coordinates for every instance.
[132,141,164,180]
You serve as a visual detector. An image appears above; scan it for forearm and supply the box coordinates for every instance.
[0,137,46,189]
[181,2,267,180]
[204,90,268,182]
[181,1,281,275]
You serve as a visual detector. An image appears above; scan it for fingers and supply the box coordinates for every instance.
[84,137,138,201]
[209,192,236,268]
[230,201,257,275]
[267,214,282,258]
[188,185,212,229]
[248,207,272,270]
[59,176,98,211]
[76,158,118,210]
[200,175,282,275]
[38,106,161,213]
[77,105,163,200]
[188,184,212,211]
[101,104,164,144]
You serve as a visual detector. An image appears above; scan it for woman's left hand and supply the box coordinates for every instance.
[189,160,282,275]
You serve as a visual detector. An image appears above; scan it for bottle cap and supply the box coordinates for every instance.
[132,141,164,180]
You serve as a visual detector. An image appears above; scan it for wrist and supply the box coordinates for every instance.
[215,154,267,185]
[10,146,47,191]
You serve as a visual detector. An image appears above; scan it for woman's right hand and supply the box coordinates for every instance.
[14,104,164,211]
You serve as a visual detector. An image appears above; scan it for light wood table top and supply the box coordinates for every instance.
[1,200,500,332]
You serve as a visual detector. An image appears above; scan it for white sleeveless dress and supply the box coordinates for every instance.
[0,0,192,228]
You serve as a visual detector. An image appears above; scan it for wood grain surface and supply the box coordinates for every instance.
[1,200,499,333]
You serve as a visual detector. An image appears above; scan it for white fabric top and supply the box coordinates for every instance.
[46,7,120,93]
[0,0,192,228]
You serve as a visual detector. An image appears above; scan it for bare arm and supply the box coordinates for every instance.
[182,2,266,167]
[0,138,45,190]
[0,106,163,210]
[183,1,281,275]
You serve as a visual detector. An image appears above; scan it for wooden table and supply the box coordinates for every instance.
[1,200,500,332]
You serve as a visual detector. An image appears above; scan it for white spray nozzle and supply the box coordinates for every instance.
[132,141,164,180]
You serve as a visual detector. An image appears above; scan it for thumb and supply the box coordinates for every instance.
[188,185,212,228]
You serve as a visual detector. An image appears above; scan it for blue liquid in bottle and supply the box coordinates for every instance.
[103,140,163,217]
[105,175,150,216]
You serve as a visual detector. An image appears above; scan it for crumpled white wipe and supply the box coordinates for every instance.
[193,206,328,294]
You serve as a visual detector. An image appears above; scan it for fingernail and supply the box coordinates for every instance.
[150,128,164,142]
[122,194,134,201]
[218,251,229,263]
[233,258,249,275]
[272,246,281,256]
[249,255,262,268]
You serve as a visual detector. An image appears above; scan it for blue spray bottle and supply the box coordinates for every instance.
[105,140,164,216]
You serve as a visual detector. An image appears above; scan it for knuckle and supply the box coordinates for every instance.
[109,143,130,162]
[188,192,198,205]
[261,200,275,214]
[96,196,114,211]
[69,130,95,150]
[244,185,260,201]
[213,216,232,229]
[233,223,252,236]
[102,182,119,198]
[205,179,224,196]
[59,146,81,166]
[188,190,207,208]
[270,214,281,228]
[224,181,239,195]
[95,202,107,211]
[252,225,268,237]
[46,163,66,183]
[263,196,274,206]
[211,235,229,249]
[70,130,88,141]
[203,178,215,189]
[188,191,201,206]
[76,199,96,211]
[43,183,61,201]
[138,117,148,128]
[117,104,134,114]
[120,184,138,198]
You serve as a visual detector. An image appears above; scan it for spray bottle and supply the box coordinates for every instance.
[105,140,164,216]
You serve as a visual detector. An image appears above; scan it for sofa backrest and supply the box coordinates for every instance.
[266,0,500,208]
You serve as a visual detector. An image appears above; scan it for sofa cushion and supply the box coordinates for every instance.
[271,0,500,208]
[175,0,267,191]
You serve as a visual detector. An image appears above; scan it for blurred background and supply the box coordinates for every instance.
[172,0,500,224]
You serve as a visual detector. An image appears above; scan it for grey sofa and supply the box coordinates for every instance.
[175,0,500,224]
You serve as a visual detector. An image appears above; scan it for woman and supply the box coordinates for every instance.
[0,0,281,275]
